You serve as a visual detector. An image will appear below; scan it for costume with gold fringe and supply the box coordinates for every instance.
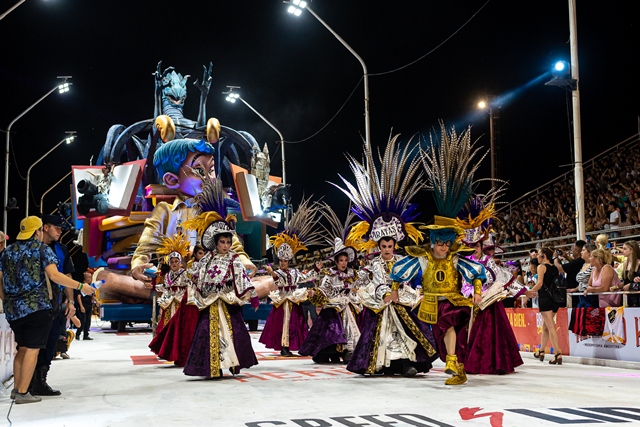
[389,122,488,385]
[259,197,325,355]
[172,177,259,378]
[155,233,191,334]
[298,205,368,363]
[456,195,525,374]
[324,134,438,376]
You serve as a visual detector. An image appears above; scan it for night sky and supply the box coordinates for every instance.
[1,0,638,236]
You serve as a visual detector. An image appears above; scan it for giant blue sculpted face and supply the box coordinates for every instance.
[162,71,188,108]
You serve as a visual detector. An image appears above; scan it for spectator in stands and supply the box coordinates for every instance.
[568,243,598,308]
[529,247,562,365]
[554,240,586,305]
[595,234,614,265]
[584,249,622,307]
[620,240,640,307]
[607,202,621,238]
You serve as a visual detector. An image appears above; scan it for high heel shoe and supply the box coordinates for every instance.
[533,349,545,362]
[549,353,563,365]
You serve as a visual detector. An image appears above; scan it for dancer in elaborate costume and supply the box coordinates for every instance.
[329,135,438,376]
[154,233,191,336]
[456,196,525,374]
[259,197,325,356]
[390,123,487,385]
[299,205,366,363]
[182,177,260,378]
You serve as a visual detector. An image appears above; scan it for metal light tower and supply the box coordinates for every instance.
[4,77,72,230]
[224,87,286,186]
[26,131,75,216]
[286,0,371,148]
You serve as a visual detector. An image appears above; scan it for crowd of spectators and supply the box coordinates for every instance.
[494,147,640,246]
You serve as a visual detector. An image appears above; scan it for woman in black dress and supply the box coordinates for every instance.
[530,247,563,365]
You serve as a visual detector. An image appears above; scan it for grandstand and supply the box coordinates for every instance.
[495,131,640,259]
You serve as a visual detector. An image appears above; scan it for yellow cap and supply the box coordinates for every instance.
[16,216,43,240]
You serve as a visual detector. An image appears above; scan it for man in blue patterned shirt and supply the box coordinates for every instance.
[0,216,94,404]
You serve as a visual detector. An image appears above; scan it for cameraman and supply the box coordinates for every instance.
[554,240,586,307]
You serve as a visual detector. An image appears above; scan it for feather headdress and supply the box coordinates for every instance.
[318,202,358,262]
[157,233,191,263]
[419,122,489,241]
[329,134,425,252]
[455,182,508,245]
[181,176,237,251]
[269,196,325,261]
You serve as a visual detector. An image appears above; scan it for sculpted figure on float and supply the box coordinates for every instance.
[93,62,274,302]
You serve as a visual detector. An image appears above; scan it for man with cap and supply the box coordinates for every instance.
[29,214,77,396]
[0,216,95,404]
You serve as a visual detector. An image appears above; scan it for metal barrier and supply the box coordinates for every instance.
[566,291,640,308]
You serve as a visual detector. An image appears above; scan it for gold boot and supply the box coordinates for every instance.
[444,354,459,376]
[444,363,468,385]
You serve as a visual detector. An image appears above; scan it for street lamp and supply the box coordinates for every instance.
[0,0,26,21]
[285,0,371,148]
[4,77,72,230]
[40,171,72,216]
[26,131,75,216]
[224,87,287,186]
[543,0,585,240]
[477,96,498,183]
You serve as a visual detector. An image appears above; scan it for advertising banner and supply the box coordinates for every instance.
[505,307,570,354]
[568,307,640,362]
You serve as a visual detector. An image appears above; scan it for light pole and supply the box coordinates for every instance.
[286,0,370,148]
[26,132,75,216]
[4,77,72,230]
[40,171,72,216]
[543,0,585,240]
[478,97,498,183]
[0,0,26,21]
[224,87,286,186]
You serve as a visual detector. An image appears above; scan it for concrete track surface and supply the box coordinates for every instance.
[1,319,638,427]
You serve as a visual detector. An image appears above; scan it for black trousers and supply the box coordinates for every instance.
[77,297,93,337]
[36,308,65,369]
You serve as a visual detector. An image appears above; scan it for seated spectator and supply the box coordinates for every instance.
[620,240,640,307]
[584,249,622,307]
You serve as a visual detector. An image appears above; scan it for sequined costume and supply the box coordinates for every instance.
[391,246,486,365]
[347,254,438,375]
[155,268,189,334]
[183,250,259,378]
[463,253,524,374]
[259,197,325,355]
[298,262,366,363]
[258,267,318,352]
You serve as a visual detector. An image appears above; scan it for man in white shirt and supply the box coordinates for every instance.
[608,202,621,238]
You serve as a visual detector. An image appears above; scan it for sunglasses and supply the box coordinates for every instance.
[434,239,452,247]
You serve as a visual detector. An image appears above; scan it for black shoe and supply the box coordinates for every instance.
[280,347,293,357]
[329,355,341,363]
[403,366,418,377]
[83,336,93,340]
[313,355,330,363]
[30,366,61,396]
[342,351,352,364]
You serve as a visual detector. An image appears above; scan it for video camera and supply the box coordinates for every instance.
[76,179,109,216]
